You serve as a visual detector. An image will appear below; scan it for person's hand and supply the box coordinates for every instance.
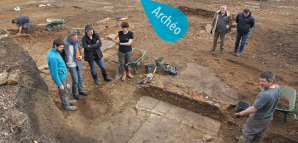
[59,85,64,90]
[233,112,241,118]
[226,25,230,29]
[88,45,90,48]
[78,56,82,60]
[96,40,99,44]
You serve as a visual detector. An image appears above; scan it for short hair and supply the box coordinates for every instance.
[260,71,275,82]
[68,29,78,36]
[221,5,227,8]
[244,9,250,13]
[11,19,16,24]
[52,38,64,48]
[121,21,129,28]
[85,24,93,31]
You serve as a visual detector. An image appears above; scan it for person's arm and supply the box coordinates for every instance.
[120,39,133,46]
[250,16,255,28]
[236,106,257,116]
[112,33,119,44]
[211,12,217,28]
[89,34,101,49]
[49,58,63,87]
[236,14,240,23]
[18,26,22,34]
[119,32,134,46]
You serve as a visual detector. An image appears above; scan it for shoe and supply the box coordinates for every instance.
[220,49,225,54]
[236,52,242,57]
[209,48,215,52]
[79,91,88,96]
[230,49,237,54]
[63,106,77,111]
[92,74,100,85]
[126,70,133,79]
[104,77,113,81]
[69,100,77,105]
[73,94,81,100]
[121,71,126,81]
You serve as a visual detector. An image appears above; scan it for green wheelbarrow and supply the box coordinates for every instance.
[108,48,146,80]
[275,85,297,123]
[45,16,72,31]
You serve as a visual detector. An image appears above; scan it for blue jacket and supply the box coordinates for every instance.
[47,48,67,87]
[236,12,255,34]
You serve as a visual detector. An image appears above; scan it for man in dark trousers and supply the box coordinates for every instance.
[231,9,255,56]
[60,30,88,100]
[81,24,112,85]
[47,38,77,111]
[11,16,33,35]
[234,71,281,143]
[209,5,233,54]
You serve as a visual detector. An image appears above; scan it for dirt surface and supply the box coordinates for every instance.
[1,0,298,142]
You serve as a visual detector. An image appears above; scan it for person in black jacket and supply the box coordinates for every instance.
[82,24,112,85]
[231,9,255,56]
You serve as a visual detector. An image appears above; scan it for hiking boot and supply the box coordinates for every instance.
[69,100,77,105]
[209,48,215,52]
[64,106,77,111]
[236,52,242,57]
[79,91,88,96]
[104,77,113,81]
[92,74,100,85]
[121,71,126,81]
[220,49,225,54]
[126,70,133,79]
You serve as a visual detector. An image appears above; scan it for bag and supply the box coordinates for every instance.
[163,64,178,75]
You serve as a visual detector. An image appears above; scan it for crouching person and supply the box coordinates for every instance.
[47,38,77,111]
[82,24,112,85]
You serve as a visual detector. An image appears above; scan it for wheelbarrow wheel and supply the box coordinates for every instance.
[45,24,54,31]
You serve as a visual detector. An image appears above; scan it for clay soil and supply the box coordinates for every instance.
[1,0,298,142]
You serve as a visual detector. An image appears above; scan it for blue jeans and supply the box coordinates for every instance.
[234,32,249,53]
[68,66,84,95]
[88,58,107,77]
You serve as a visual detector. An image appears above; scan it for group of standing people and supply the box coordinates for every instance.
[211,5,282,143]
[210,5,255,56]
[47,22,134,111]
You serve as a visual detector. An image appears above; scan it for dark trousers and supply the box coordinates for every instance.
[212,31,226,50]
[87,57,107,77]
[58,77,71,108]
[234,32,249,53]
[118,51,133,72]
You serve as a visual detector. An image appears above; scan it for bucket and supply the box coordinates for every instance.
[155,57,164,69]
[236,101,250,112]
[145,64,156,74]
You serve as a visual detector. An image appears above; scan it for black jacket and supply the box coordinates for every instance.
[236,12,255,34]
[81,32,103,61]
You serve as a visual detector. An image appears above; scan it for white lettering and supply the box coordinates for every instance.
[169,22,177,30]
[161,16,167,23]
[174,28,181,34]
[151,7,161,17]
[164,16,171,26]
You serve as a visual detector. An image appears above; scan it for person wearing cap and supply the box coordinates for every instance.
[209,5,233,54]
[11,16,32,35]
[47,38,77,111]
[231,9,255,56]
[81,24,113,85]
[112,21,134,81]
[60,30,88,100]
[234,71,281,143]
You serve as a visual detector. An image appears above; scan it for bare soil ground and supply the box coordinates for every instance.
[1,0,298,142]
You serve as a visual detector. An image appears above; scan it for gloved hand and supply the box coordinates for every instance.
[233,112,242,118]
